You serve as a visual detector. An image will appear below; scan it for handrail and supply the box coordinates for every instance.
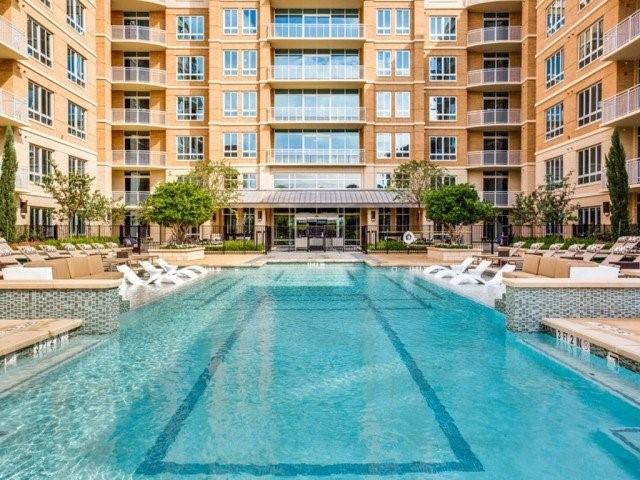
[111,67,166,84]
[268,23,365,39]
[269,107,365,122]
[602,83,640,124]
[111,108,165,125]
[0,17,27,55]
[467,109,521,126]
[468,26,522,45]
[111,150,166,166]
[0,89,28,123]
[112,191,150,205]
[467,68,521,86]
[480,191,519,207]
[268,65,364,81]
[603,10,640,57]
[468,150,521,166]
[267,149,365,165]
[111,25,166,44]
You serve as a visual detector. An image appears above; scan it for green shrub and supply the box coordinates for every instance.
[205,240,263,252]
[368,239,408,251]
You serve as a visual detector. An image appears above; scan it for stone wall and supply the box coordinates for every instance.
[503,286,640,332]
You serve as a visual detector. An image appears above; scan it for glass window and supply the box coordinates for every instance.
[577,82,602,127]
[376,133,391,159]
[376,50,391,76]
[67,47,86,86]
[578,19,603,69]
[545,155,563,186]
[396,9,410,35]
[176,136,204,160]
[28,81,53,126]
[272,173,361,189]
[545,49,564,88]
[242,173,257,189]
[395,92,410,117]
[242,50,257,76]
[429,96,457,121]
[177,96,205,120]
[395,50,410,76]
[27,18,52,66]
[177,16,204,40]
[29,144,52,182]
[577,144,602,184]
[223,133,238,157]
[377,9,391,35]
[243,9,257,35]
[68,155,86,174]
[223,9,238,34]
[430,16,456,41]
[430,136,457,161]
[429,56,456,81]
[223,91,238,117]
[243,133,257,157]
[242,91,257,117]
[177,56,204,80]
[395,133,410,158]
[376,173,391,189]
[376,91,391,117]
[67,101,86,139]
[579,0,592,9]
[66,0,85,33]
[223,50,238,76]
[545,102,563,140]
[578,206,600,225]
[546,0,565,36]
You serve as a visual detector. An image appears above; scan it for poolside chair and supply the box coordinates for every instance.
[77,244,102,256]
[525,242,544,254]
[139,261,189,283]
[577,243,605,262]
[423,257,474,275]
[61,243,86,257]
[0,246,20,268]
[542,243,564,257]
[624,236,640,252]
[155,258,207,276]
[559,243,585,259]
[142,259,198,279]
[39,245,69,259]
[117,264,157,286]
[600,246,630,266]
[434,259,491,279]
[91,243,115,256]
[19,246,47,262]
[450,263,516,286]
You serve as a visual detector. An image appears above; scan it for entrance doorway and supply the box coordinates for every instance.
[296,213,342,250]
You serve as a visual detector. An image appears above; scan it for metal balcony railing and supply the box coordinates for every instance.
[0,89,28,123]
[468,150,521,167]
[111,67,166,85]
[602,83,640,124]
[467,26,522,46]
[0,17,27,56]
[467,109,521,127]
[14,167,29,190]
[603,10,640,57]
[267,149,365,165]
[269,107,365,123]
[480,191,518,207]
[268,65,364,81]
[112,150,166,167]
[111,109,165,126]
[113,191,150,206]
[267,23,365,39]
[111,25,166,44]
[467,68,521,87]
[604,157,640,188]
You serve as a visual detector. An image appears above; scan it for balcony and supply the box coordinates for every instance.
[111,26,166,51]
[113,191,150,206]
[480,191,518,208]
[603,10,640,61]
[267,23,365,48]
[602,84,640,126]
[468,151,521,168]
[604,158,640,189]
[111,109,165,130]
[112,150,166,168]
[467,109,521,130]
[467,68,521,91]
[268,107,366,128]
[267,65,364,88]
[270,0,363,7]
[467,27,522,52]
[14,167,29,192]
[0,17,27,59]
[267,149,365,166]
[0,89,28,126]
[465,0,522,12]
[111,67,166,91]
[111,0,165,11]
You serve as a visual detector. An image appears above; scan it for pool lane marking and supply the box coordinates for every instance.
[378,273,433,309]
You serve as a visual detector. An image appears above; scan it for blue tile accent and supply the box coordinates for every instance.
[611,428,640,456]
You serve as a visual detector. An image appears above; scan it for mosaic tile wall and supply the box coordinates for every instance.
[504,287,640,332]
[0,288,127,334]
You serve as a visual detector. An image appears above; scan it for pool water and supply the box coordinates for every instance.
[0,264,639,479]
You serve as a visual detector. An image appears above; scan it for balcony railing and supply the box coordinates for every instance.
[15,167,28,190]
[111,26,166,44]
[467,68,521,87]
[0,17,27,56]
[111,109,165,126]
[113,191,150,206]
[467,109,521,127]
[0,89,28,123]
[604,157,640,187]
[468,150,521,167]
[467,26,522,46]
[268,65,364,81]
[267,23,365,39]
[267,149,365,165]
[480,191,518,207]
[112,150,166,167]
[604,10,640,58]
[602,83,640,124]
[269,107,365,123]
[111,67,166,85]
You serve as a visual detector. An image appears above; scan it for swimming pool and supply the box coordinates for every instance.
[0,264,638,479]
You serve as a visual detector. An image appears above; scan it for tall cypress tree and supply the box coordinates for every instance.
[0,127,18,241]
[605,129,630,238]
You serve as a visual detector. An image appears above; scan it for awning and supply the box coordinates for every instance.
[234,189,415,208]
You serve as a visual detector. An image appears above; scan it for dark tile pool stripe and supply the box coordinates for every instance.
[611,428,640,455]
[378,273,433,309]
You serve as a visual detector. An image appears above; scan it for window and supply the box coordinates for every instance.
[67,101,86,139]
[577,144,602,184]
[396,9,410,35]
[376,133,392,159]
[432,175,456,188]
[28,81,53,126]
[243,9,257,35]
[395,92,410,117]
[223,133,238,157]
[27,18,52,66]
[429,56,456,81]
[68,156,86,174]
[377,50,391,76]
[223,92,238,117]
[545,155,563,186]
[376,173,391,189]
[273,173,361,189]
[242,133,257,157]
[545,49,564,88]
[67,48,86,86]
[177,56,204,80]
[66,0,85,33]
[377,9,391,35]
[242,173,257,189]
[30,207,53,227]
[429,96,457,121]
[40,0,51,8]
[578,19,603,69]
[395,50,410,76]
[176,136,204,160]
[223,9,238,34]
[430,16,456,41]
[546,0,565,36]
[579,0,592,9]
[429,136,457,161]
[545,102,563,140]
[395,133,410,158]
[177,96,204,120]
[242,50,257,76]
[577,82,602,127]
[177,16,204,40]
[223,50,238,76]
[29,144,52,182]
[578,206,600,225]
[242,91,257,117]
[376,91,391,117]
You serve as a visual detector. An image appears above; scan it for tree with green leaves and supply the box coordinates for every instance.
[387,159,445,222]
[605,128,630,237]
[0,127,18,241]
[511,192,538,226]
[422,183,495,244]
[187,159,240,212]
[534,175,577,226]
[141,181,212,243]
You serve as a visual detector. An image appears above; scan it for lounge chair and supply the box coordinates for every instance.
[156,258,207,275]
[423,257,474,275]
[0,246,20,268]
[542,243,564,257]
[139,261,187,283]
[142,259,198,279]
[61,243,86,257]
[525,242,544,254]
[600,246,630,266]
[19,246,47,262]
[77,243,102,256]
[434,259,491,279]
[39,245,69,259]
[559,243,585,259]
[117,264,156,286]
[450,263,516,286]
[577,243,605,262]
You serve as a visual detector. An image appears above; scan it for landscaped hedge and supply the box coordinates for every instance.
[205,240,263,252]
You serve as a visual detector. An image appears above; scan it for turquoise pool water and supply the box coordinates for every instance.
[0,264,639,479]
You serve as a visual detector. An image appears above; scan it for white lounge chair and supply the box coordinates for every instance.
[155,258,207,276]
[140,261,189,282]
[434,260,491,279]
[423,257,474,275]
[450,263,516,286]
[117,264,156,286]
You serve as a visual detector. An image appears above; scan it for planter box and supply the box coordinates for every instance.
[427,247,482,263]
[148,247,205,263]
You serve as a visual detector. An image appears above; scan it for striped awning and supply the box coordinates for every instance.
[234,189,414,208]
